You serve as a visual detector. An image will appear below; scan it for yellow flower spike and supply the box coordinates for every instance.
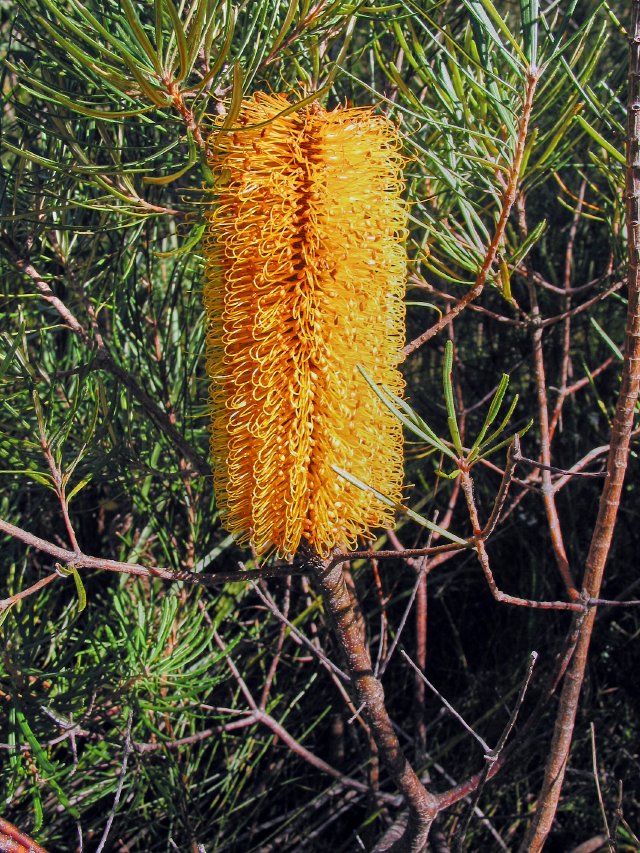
[203,92,408,559]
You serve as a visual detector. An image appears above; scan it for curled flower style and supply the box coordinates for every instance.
[203,92,407,558]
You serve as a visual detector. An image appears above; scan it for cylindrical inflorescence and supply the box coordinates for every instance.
[203,92,407,558]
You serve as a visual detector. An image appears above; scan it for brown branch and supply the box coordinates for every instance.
[524,267,617,295]
[164,78,205,149]
[478,437,520,539]
[411,275,622,331]
[549,178,581,447]
[515,455,606,479]
[520,10,640,847]
[385,479,462,759]
[539,279,624,328]
[328,542,467,567]
[550,444,612,493]
[251,580,349,683]
[258,576,292,709]
[0,573,59,611]
[403,70,539,356]
[434,619,583,815]
[306,546,440,852]
[409,277,523,326]
[34,393,81,552]
[379,545,431,678]
[0,817,49,853]
[452,651,538,852]
[401,650,491,754]
[433,606,589,815]
[1,235,90,343]
[517,195,578,598]
[0,516,299,590]
[133,722,250,752]
[458,465,583,611]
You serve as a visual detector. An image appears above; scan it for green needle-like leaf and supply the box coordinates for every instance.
[443,341,463,455]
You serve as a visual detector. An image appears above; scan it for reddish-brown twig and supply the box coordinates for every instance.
[403,70,539,356]
[0,573,59,611]
[538,279,624,328]
[0,817,49,853]
[0,516,300,594]
[251,580,349,683]
[549,356,616,442]
[517,195,578,598]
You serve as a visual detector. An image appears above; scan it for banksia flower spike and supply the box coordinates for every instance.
[203,92,407,558]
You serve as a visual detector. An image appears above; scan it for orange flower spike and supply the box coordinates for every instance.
[203,93,408,558]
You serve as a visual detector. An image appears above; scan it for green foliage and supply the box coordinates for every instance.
[1,0,638,850]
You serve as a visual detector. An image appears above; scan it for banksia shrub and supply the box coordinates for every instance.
[203,92,407,558]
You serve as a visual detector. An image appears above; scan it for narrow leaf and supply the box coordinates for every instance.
[69,565,87,612]
[470,373,510,456]
[443,341,463,454]
[476,393,521,453]
[520,0,539,66]
[590,318,623,360]
[17,710,80,818]
[574,114,625,165]
[510,219,547,266]
[358,366,454,457]
[164,0,189,81]
[120,0,162,72]
[333,466,468,546]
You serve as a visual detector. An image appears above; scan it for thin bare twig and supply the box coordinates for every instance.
[400,650,491,754]
[517,193,578,599]
[458,467,583,611]
[552,180,586,444]
[516,455,606,478]
[538,280,624,328]
[590,724,615,853]
[478,437,520,539]
[379,556,429,678]
[0,573,59,611]
[551,431,640,493]
[454,652,538,851]
[259,576,292,709]
[95,709,134,853]
[549,356,616,442]
[251,581,349,683]
[212,628,386,802]
[328,542,466,567]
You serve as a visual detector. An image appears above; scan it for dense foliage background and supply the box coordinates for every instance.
[1,1,638,850]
